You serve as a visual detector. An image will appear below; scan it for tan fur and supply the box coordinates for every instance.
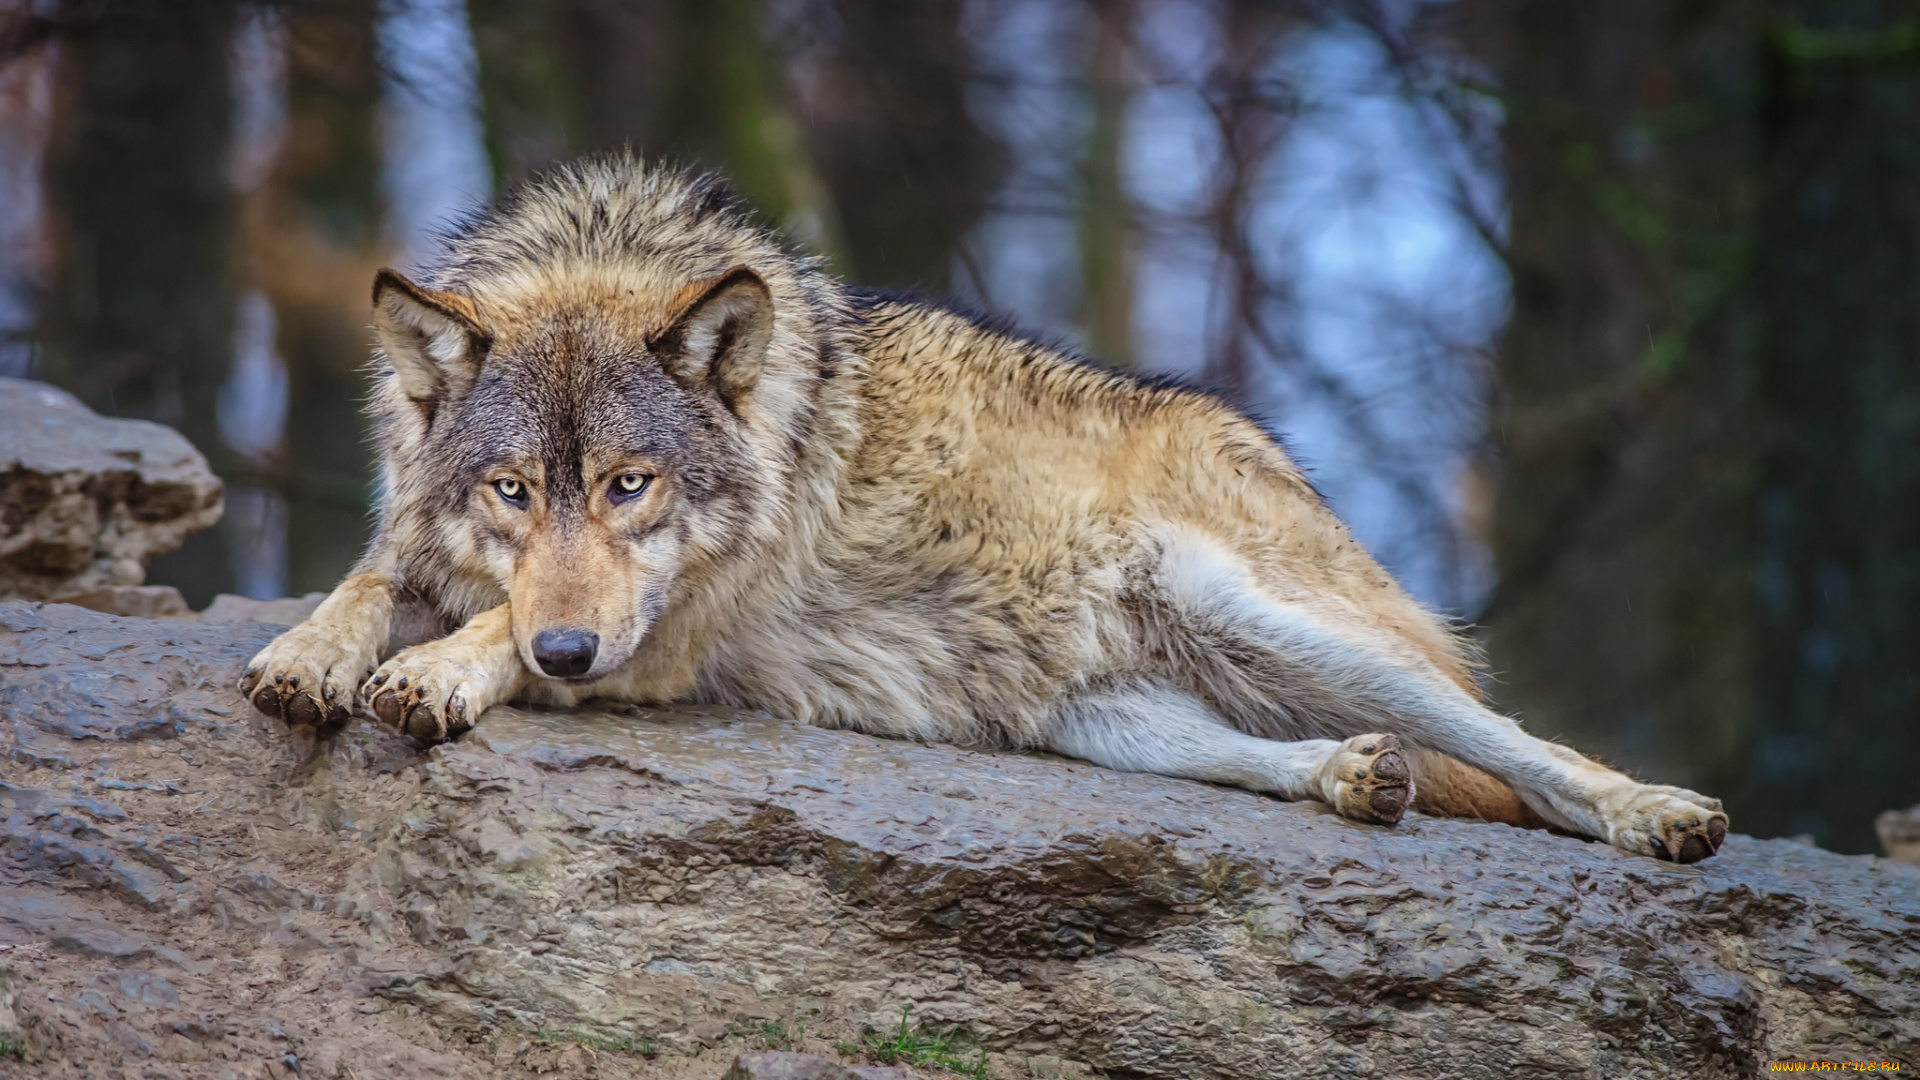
[240,157,1727,862]
[1408,749,1550,827]
[242,571,393,729]
[366,604,522,742]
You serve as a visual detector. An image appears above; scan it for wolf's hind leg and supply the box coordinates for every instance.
[242,572,394,730]
[1156,536,1727,861]
[1046,677,1414,825]
[366,603,526,744]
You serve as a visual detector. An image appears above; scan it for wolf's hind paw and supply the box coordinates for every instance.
[1608,786,1728,864]
[1318,734,1414,826]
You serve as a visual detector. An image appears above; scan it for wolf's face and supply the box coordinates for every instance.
[371,266,774,682]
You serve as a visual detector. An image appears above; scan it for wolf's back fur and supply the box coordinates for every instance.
[243,156,1729,863]
[714,294,1482,746]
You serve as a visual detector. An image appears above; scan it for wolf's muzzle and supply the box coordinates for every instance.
[532,628,599,678]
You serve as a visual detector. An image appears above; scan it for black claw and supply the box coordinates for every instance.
[285,693,323,727]
[404,704,443,745]
[371,673,387,685]
[371,690,404,729]
[396,677,409,689]
[1368,785,1410,822]
[1648,835,1674,861]
[274,673,285,685]
[1676,833,1714,864]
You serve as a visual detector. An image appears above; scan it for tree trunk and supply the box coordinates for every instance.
[40,0,237,603]
[806,0,1000,289]
[1748,3,1920,849]
[1488,0,1765,838]
[1078,0,1136,369]
[473,0,841,257]
[467,0,578,187]
[268,0,385,595]
[1493,0,1920,852]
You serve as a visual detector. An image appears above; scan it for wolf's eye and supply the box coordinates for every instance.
[609,473,653,504]
[493,478,527,506]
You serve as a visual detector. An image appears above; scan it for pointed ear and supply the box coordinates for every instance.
[650,266,773,408]
[371,268,492,406]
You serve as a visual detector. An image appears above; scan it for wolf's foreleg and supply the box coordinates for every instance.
[241,572,395,729]
[1046,676,1415,825]
[1155,535,1728,861]
[365,603,525,744]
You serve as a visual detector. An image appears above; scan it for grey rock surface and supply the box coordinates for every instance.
[0,600,1915,1079]
[195,591,327,626]
[45,587,328,626]
[0,378,224,600]
[49,584,196,619]
[723,1052,914,1079]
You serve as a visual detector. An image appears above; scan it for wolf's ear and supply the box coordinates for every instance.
[371,268,492,406]
[651,266,773,407]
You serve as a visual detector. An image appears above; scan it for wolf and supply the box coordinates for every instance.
[241,155,1728,863]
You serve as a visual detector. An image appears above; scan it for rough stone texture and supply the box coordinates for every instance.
[44,588,326,625]
[723,1052,913,1079]
[50,584,196,619]
[0,601,1915,1079]
[195,591,326,626]
[0,378,224,600]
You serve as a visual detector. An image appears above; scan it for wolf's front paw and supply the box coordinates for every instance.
[1317,733,1414,826]
[1605,785,1728,863]
[364,642,505,745]
[240,622,376,730]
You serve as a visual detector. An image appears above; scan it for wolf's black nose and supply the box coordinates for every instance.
[532,628,599,678]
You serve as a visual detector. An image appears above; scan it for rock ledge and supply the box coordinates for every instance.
[0,601,1915,1079]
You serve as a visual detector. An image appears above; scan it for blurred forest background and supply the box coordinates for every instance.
[1,0,1916,854]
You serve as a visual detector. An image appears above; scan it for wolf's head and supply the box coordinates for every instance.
[372,258,804,682]
[368,160,855,686]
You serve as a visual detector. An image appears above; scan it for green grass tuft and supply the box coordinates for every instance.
[0,1035,25,1060]
[863,1007,988,1079]
[760,1019,804,1051]
[531,1029,658,1056]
